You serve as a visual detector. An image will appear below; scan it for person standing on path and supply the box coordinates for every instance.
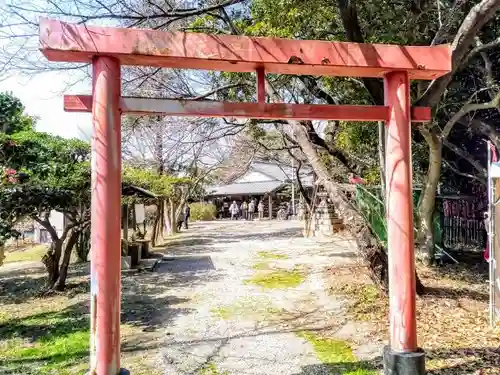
[241,201,248,221]
[258,200,264,220]
[183,204,191,229]
[248,199,255,221]
[229,201,239,220]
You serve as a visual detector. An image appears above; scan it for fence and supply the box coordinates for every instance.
[354,186,484,253]
[438,197,486,252]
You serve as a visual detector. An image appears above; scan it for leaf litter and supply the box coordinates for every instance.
[326,263,500,374]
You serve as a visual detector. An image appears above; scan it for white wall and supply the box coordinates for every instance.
[33,210,65,243]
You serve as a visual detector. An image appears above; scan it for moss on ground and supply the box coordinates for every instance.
[257,251,289,260]
[244,268,305,289]
[252,261,271,270]
[333,283,384,321]
[297,331,378,375]
[196,362,229,375]
[211,298,282,320]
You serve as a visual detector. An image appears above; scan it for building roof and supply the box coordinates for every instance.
[206,181,284,197]
[121,183,158,198]
[238,161,315,187]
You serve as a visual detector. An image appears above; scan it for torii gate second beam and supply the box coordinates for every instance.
[39,17,451,375]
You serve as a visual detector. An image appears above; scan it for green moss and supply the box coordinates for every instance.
[257,251,289,260]
[297,332,377,375]
[211,298,282,320]
[252,261,271,270]
[357,285,379,304]
[334,283,384,322]
[196,362,229,375]
[244,268,304,289]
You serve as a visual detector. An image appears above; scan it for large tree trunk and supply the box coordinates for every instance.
[292,122,424,294]
[170,198,179,234]
[152,200,165,246]
[54,230,80,291]
[42,239,63,289]
[0,244,5,266]
[417,129,442,264]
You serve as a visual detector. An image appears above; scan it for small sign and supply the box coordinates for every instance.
[135,204,145,224]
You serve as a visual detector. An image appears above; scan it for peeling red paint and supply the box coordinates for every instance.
[39,18,451,80]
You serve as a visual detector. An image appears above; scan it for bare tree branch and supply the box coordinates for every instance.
[441,90,500,140]
[444,159,486,184]
[417,0,500,107]
[461,37,500,68]
[442,138,487,177]
[7,0,244,22]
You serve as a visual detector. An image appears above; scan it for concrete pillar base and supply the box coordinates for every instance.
[86,368,129,375]
[383,346,425,375]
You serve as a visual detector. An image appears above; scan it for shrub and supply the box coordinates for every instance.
[190,203,217,221]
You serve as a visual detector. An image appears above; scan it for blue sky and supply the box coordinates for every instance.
[0,71,92,140]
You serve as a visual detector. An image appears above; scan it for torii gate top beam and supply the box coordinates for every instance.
[40,18,451,80]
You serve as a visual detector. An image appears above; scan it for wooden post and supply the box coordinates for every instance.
[131,200,137,241]
[383,71,424,374]
[268,194,273,220]
[122,204,129,242]
[90,56,123,375]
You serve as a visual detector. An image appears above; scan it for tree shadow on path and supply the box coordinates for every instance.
[425,347,500,374]
[292,361,381,374]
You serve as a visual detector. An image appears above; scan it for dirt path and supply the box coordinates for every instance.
[154,220,381,375]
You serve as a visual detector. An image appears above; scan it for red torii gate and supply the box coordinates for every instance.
[39,18,451,375]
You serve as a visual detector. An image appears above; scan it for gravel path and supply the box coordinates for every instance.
[155,220,380,375]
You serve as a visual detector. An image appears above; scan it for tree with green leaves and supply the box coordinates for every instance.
[122,166,192,244]
[0,128,91,290]
[0,92,34,135]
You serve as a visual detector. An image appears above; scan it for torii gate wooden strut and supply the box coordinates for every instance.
[39,18,451,375]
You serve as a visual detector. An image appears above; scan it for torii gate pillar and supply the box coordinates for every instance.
[383,71,424,374]
[90,56,125,375]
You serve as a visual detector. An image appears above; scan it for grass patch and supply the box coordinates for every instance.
[244,268,305,289]
[257,251,288,260]
[196,362,229,375]
[211,298,282,321]
[297,331,377,375]
[0,307,90,375]
[4,245,47,263]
